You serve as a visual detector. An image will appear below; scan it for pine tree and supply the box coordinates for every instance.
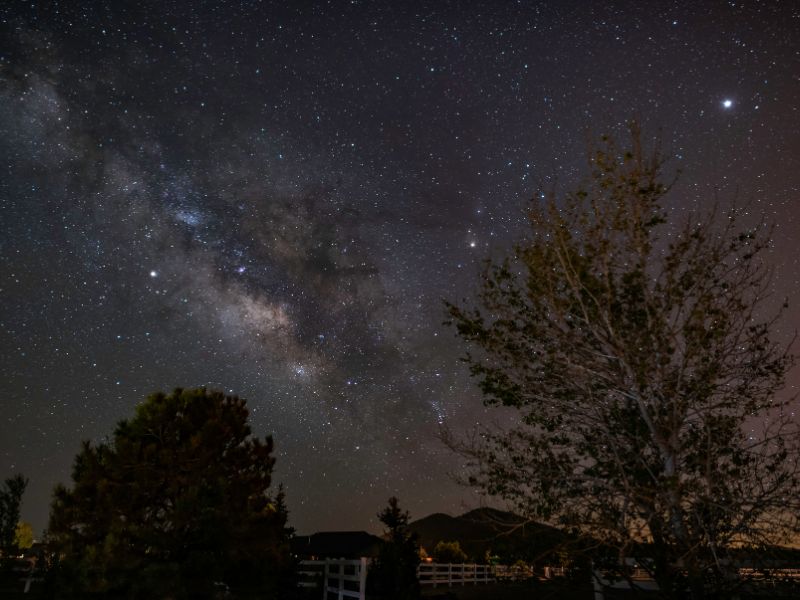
[367,497,420,600]
[48,388,292,599]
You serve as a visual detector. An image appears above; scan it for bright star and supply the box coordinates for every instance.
[149,270,158,278]
[722,99,733,108]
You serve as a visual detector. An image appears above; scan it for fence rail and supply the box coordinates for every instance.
[739,568,800,580]
[417,562,495,587]
[299,558,369,600]
[297,560,325,589]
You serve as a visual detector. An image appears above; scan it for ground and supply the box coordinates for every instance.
[422,579,593,600]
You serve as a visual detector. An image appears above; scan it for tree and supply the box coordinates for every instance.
[0,474,28,563]
[48,388,292,599]
[367,497,420,600]
[446,127,800,599]
[274,483,295,540]
[14,521,34,550]
[432,540,467,564]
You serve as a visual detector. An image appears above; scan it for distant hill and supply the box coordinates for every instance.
[409,507,569,563]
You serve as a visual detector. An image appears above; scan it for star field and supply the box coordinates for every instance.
[1,1,799,535]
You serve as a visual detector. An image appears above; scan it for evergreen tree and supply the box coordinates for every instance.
[367,497,420,600]
[48,388,292,599]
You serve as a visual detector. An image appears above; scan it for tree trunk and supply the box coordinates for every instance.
[686,563,706,600]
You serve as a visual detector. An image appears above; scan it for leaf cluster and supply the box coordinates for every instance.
[431,540,467,563]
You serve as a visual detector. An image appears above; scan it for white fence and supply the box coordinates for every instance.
[299,558,368,600]
[590,565,800,599]
[738,567,800,580]
[297,560,326,589]
[299,559,498,598]
[301,557,800,600]
[417,562,495,587]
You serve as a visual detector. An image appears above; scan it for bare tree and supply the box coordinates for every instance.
[446,126,800,599]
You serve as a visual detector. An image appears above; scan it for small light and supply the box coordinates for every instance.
[149,270,157,278]
[722,99,733,108]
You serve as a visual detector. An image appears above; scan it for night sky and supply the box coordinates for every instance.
[2,1,799,536]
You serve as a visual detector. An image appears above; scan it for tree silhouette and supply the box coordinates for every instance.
[48,388,292,599]
[0,474,27,566]
[14,521,34,550]
[368,497,420,600]
[432,540,467,564]
[447,127,800,599]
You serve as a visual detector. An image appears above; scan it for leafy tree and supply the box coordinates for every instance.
[48,388,292,599]
[0,474,27,563]
[446,127,800,599]
[14,521,34,550]
[367,497,420,600]
[432,540,467,563]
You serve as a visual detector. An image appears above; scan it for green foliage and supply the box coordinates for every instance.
[14,521,34,550]
[367,497,420,600]
[0,474,27,563]
[48,388,293,599]
[431,540,467,563]
[447,126,800,598]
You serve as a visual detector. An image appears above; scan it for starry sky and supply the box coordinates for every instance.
[1,1,799,536]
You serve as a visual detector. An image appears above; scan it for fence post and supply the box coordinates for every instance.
[323,559,329,600]
[448,563,452,587]
[591,561,604,600]
[359,557,367,600]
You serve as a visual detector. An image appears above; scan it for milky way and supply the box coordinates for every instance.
[2,2,799,534]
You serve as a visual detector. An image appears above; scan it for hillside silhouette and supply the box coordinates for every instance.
[409,507,568,563]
